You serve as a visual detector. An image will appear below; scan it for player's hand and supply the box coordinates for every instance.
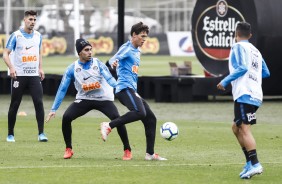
[9,67,17,79]
[39,69,45,81]
[111,60,118,68]
[45,112,56,123]
[217,83,225,91]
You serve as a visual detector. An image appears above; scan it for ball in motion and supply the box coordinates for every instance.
[160,122,179,141]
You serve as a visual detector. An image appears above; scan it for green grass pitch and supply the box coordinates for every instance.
[0,95,281,184]
[0,55,205,76]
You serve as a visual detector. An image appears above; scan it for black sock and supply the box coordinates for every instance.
[247,149,259,165]
[242,147,250,162]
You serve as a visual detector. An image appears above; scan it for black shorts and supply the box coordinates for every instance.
[234,101,259,126]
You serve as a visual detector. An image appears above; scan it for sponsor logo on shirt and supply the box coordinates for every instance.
[82,82,101,91]
[22,55,37,62]
[25,46,34,50]
[23,66,37,74]
[83,76,92,80]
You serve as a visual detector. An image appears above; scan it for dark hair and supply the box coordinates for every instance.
[24,10,37,17]
[236,22,251,38]
[130,22,149,36]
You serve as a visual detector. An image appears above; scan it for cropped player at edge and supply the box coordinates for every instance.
[100,22,167,161]
[2,10,48,142]
[45,39,132,160]
[217,22,270,179]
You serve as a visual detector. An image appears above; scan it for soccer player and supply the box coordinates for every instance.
[45,38,132,160]
[2,10,48,142]
[100,22,167,161]
[217,22,270,179]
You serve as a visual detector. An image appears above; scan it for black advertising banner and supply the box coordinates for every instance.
[192,0,282,95]
[192,0,245,76]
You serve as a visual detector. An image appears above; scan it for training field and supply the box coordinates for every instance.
[0,55,204,76]
[0,55,281,183]
[0,94,281,184]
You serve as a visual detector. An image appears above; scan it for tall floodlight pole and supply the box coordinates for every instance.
[74,0,80,55]
[5,0,11,40]
[117,0,125,49]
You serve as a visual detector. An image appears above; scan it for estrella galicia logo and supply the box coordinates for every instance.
[179,36,194,53]
[195,0,245,60]
[216,0,228,17]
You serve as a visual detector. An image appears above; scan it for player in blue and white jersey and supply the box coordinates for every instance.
[45,39,131,160]
[2,10,48,142]
[217,22,270,179]
[100,22,167,161]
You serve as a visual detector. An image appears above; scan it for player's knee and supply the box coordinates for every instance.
[62,113,73,123]
[33,99,43,109]
[232,123,238,134]
[135,110,146,119]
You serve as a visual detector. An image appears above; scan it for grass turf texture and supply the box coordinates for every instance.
[0,55,204,76]
[0,95,281,184]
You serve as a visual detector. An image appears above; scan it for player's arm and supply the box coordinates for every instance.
[109,45,129,68]
[45,64,74,123]
[98,60,117,88]
[217,44,247,90]
[38,35,45,81]
[3,33,17,79]
[262,58,270,78]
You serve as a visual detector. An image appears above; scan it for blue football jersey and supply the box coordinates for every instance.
[109,41,141,93]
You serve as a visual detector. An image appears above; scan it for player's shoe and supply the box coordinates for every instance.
[100,122,111,141]
[6,135,15,142]
[64,148,74,159]
[145,153,167,161]
[240,163,263,179]
[123,149,132,160]
[38,133,48,142]
[239,161,251,177]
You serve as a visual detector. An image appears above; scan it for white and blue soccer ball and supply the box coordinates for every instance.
[160,122,179,141]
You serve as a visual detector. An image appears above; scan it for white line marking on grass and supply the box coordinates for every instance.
[0,162,281,169]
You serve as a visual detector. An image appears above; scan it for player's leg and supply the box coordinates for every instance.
[7,77,27,141]
[236,103,262,179]
[101,88,146,141]
[233,101,251,176]
[29,76,46,141]
[62,100,92,150]
[141,99,167,161]
[109,88,146,127]
[97,101,132,160]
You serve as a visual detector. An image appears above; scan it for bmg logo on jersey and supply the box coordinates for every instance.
[22,55,37,62]
[247,112,256,122]
[82,82,101,91]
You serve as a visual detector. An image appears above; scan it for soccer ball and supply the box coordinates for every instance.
[160,122,179,141]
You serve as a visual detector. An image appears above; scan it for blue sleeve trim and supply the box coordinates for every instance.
[261,59,270,78]
[98,60,117,88]
[109,44,129,65]
[51,64,74,111]
[221,44,247,87]
[221,65,248,87]
[6,33,16,51]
